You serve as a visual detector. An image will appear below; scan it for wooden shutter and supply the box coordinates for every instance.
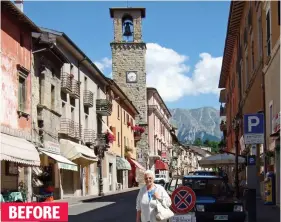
[112,127,116,141]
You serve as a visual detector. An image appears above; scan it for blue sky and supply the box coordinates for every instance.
[24,1,230,110]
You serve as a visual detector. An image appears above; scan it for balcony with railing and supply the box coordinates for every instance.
[96,99,112,116]
[83,90,94,107]
[61,72,72,93]
[220,120,227,132]
[59,118,81,139]
[96,133,107,145]
[84,129,96,145]
[220,105,226,117]
[134,131,142,141]
[70,79,80,99]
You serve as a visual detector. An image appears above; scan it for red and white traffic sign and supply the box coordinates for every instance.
[171,186,196,214]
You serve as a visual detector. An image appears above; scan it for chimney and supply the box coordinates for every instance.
[15,0,23,12]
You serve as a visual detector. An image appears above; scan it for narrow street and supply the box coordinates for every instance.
[68,190,138,222]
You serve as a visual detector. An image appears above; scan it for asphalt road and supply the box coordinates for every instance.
[68,190,139,222]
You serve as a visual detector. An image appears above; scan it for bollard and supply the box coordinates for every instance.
[247,188,257,222]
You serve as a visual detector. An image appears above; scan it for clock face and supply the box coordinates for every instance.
[126,71,137,83]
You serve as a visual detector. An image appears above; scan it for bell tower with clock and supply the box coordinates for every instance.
[110,7,148,167]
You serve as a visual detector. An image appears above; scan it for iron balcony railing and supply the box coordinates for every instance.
[84,129,96,145]
[96,99,112,116]
[61,72,72,93]
[59,118,81,139]
[70,79,80,99]
[83,90,94,107]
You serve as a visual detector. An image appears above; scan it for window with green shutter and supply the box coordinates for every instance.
[18,75,26,111]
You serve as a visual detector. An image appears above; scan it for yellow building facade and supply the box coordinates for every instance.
[107,79,138,189]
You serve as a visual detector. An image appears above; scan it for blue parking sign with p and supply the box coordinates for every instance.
[244,113,264,134]
[243,113,264,144]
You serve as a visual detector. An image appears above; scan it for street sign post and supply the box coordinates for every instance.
[171,186,196,214]
[243,113,264,144]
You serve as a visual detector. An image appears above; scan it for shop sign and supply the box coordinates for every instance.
[58,163,78,171]
[272,112,280,133]
[42,141,60,154]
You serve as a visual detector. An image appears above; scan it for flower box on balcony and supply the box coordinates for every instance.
[133,125,145,133]
[105,131,115,144]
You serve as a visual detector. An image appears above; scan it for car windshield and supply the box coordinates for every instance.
[193,171,217,176]
[182,178,230,197]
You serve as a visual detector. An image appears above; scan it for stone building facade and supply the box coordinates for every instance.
[1,1,41,201]
[110,8,149,168]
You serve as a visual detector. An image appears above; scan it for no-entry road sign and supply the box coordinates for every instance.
[171,186,196,214]
[244,113,264,144]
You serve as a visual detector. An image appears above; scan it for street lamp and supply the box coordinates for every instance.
[95,137,109,197]
[232,116,240,199]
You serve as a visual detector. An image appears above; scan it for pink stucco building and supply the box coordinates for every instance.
[147,88,172,177]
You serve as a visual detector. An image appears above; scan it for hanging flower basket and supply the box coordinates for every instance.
[105,132,115,144]
[133,125,145,134]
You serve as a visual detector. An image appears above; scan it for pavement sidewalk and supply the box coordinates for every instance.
[54,187,140,206]
[256,198,280,222]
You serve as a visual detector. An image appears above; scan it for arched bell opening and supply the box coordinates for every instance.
[122,14,134,42]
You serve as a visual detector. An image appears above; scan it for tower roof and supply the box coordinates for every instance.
[109,7,146,18]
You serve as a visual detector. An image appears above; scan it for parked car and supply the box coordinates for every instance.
[166,175,246,222]
[189,170,217,176]
[154,174,168,186]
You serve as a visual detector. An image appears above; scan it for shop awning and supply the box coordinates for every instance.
[0,133,40,166]
[60,139,97,166]
[128,158,146,171]
[39,150,78,171]
[198,153,245,167]
[116,156,131,170]
[155,160,169,170]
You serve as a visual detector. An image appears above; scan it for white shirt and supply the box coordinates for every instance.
[136,184,171,222]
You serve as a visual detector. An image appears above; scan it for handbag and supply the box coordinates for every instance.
[155,199,174,221]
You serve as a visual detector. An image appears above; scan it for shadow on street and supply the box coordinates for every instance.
[68,190,139,222]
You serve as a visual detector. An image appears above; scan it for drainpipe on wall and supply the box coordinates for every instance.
[120,100,123,158]
[77,57,87,196]
[29,38,52,202]
[25,34,34,202]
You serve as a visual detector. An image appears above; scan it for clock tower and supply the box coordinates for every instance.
[110,8,148,168]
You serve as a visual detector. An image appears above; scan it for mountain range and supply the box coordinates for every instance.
[170,107,222,144]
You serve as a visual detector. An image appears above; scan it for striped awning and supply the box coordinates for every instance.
[116,156,131,170]
[128,158,146,171]
[0,133,40,166]
[39,150,78,171]
[60,139,97,167]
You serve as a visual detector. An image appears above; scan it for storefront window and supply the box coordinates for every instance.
[5,161,18,176]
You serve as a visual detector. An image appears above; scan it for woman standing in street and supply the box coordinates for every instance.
[136,170,171,222]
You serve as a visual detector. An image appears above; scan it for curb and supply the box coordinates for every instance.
[54,187,140,205]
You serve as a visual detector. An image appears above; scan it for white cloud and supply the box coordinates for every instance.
[146,43,222,102]
[94,43,222,102]
[95,57,112,72]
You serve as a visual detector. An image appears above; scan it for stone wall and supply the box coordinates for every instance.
[110,9,149,168]
[33,52,63,144]
[111,43,147,124]
[111,10,143,43]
